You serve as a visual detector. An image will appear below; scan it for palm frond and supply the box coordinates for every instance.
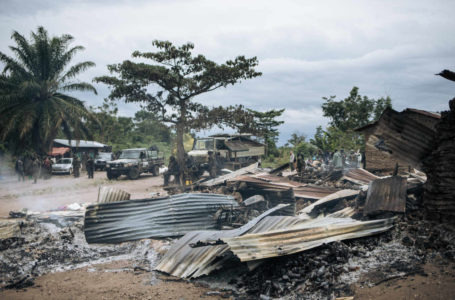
[60,82,97,94]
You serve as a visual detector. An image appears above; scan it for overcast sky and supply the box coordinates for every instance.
[1,0,454,144]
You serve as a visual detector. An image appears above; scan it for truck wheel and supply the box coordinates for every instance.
[127,168,140,180]
[107,171,113,180]
[152,165,159,176]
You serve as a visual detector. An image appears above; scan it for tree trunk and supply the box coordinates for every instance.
[175,99,187,185]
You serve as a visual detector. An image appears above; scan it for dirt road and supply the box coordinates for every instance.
[0,170,165,217]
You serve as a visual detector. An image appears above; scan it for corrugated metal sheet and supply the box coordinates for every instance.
[155,204,290,278]
[200,163,258,187]
[228,173,338,200]
[364,176,407,215]
[341,168,379,185]
[53,138,106,148]
[84,193,239,243]
[97,186,131,203]
[298,189,360,215]
[222,217,395,262]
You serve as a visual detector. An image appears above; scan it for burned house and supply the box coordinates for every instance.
[356,107,440,174]
[423,98,455,223]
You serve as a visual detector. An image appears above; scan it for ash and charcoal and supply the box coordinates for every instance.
[0,215,166,290]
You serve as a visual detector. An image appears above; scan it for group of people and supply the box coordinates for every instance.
[71,155,94,179]
[163,151,224,186]
[15,156,54,183]
[14,152,97,183]
[289,148,363,174]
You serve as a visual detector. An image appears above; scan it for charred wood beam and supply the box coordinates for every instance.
[436,69,455,82]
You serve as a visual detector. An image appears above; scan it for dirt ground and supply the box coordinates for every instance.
[0,170,165,217]
[1,170,455,299]
[0,260,225,300]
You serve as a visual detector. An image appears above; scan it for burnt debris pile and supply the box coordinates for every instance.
[0,213,160,290]
[2,155,455,299]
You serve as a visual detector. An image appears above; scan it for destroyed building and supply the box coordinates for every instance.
[423,98,455,223]
[356,107,440,174]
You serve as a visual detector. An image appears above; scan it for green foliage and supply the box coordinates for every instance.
[317,87,392,151]
[0,26,97,155]
[84,100,174,155]
[247,108,284,157]
[95,40,262,168]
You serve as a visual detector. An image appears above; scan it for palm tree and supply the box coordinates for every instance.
[0,26,97,154]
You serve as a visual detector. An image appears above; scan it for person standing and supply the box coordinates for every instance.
[296,153,305,176]
[289,151,296,171]
[332,149,343,170]
[86,156,94,179]
[72,156,80,178]
[43,156,52,179]
[164,156,180,186]
[32,157,40,184]
[15,157,25,182]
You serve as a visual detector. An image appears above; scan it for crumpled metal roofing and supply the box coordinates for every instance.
[84,193,239,243]
[228,173,338,199]
[340,168,380,185]
[200,163,259,187]
[298,189,360,215]
[155,204,291,278]
[222,217,395,262]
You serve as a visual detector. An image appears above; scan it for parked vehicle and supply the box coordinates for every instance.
[188,134,265,172]
[52,158,74,175]
[105,147,165,180]
[94,152,112,171]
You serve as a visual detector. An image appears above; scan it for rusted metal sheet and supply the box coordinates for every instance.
[155,204,290,278]
[340,168,379,185]
[97,186,131,203]
[222,217,395,262]
[363,176,407,215]
[84,193,239,243]
[298,189,360,215]
[200,163,259,187]
[228,173,338,200]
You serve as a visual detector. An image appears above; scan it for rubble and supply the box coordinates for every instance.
[423,97,455,223]
[0,214,164,290]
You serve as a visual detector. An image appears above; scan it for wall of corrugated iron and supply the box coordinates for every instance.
[84,193,239,243]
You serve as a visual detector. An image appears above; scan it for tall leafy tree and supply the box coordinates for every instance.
[318,87,392,151]
[95,40,261,169]
[0,26,97,154]
[247,108,284,156]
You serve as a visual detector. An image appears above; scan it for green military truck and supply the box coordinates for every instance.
[188,134,265,173]
[106,147,164,180]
